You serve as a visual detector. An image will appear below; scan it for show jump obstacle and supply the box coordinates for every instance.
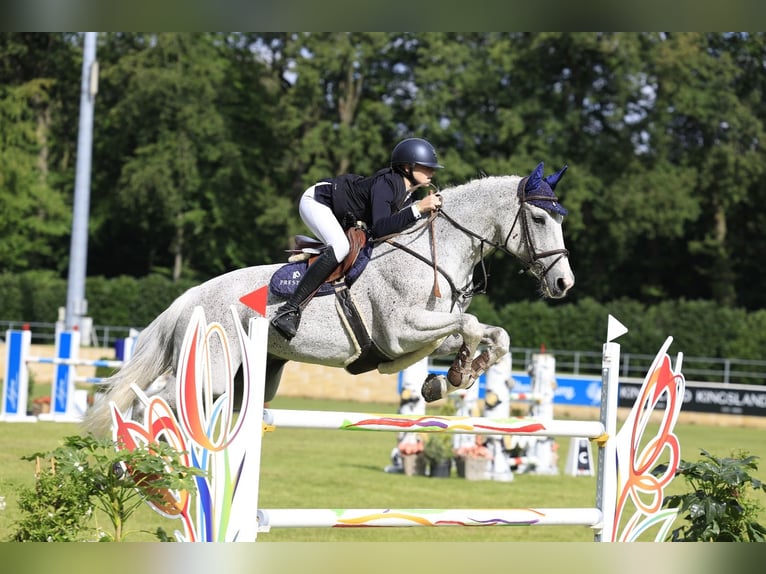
[2,327,136,422]
[107,287,686,542]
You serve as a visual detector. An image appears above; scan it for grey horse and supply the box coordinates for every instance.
[84,162,574,436]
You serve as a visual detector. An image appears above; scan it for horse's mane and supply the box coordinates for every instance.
[437,172,520,198]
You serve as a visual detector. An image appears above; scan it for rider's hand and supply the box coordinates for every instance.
[417,194,442,214]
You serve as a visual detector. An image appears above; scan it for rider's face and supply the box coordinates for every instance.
[412,165,436,184]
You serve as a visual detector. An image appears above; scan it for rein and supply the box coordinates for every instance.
[373,176,569,307]
[385,235,464,308]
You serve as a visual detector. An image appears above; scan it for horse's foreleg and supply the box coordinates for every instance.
[418,313,485,402]
[431,333,464,356]
[423,323,510,403]
[447,343,474,388]
[434,326,509,352]
[470,324,510,378]
[445,318,512,388]
[383,310,508,403]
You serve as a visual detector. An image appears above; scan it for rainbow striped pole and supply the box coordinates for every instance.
[264,409,605,438]
[259,507,603,529]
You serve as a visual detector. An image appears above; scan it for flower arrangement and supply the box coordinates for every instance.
[31,396,51,415]
[397,435,424,455]
[455,443,493,460]
[454,437,493,480]
[398,434,426,476]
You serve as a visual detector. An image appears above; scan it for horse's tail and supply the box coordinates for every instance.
[82,291,190,437]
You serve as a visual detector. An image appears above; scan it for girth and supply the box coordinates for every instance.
[333,283,392,374]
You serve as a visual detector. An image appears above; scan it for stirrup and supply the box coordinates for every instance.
[271,306,301,340]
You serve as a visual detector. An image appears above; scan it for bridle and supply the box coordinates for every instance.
[505,176,570,280]
[379,177,570,306]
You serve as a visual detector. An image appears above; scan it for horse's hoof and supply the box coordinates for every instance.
[447,366,473,389]
[421,374,447,403]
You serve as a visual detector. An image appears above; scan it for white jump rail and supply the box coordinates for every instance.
[507,391,545,403]
[265,409,606,438]
[256,362,615,537]
[25,356,123,369]
[258,507,604,528]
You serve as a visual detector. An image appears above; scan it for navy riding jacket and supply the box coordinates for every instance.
[314,168,418,239]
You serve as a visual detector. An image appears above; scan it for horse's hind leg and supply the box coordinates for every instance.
[264,357,287,403]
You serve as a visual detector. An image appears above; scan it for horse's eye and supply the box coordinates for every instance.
[532,215,546,225]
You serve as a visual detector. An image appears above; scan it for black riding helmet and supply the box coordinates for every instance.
[390,138,444,170]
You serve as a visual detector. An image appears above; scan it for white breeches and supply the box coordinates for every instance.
[299,184,350,261]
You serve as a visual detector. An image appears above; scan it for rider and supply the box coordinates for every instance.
[271,137,445,340]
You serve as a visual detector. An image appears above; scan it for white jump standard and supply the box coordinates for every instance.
[1,326,136,422]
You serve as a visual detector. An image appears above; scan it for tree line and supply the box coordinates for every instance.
[2,32,766,316]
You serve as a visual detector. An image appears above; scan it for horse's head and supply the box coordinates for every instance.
[514,162,575,299]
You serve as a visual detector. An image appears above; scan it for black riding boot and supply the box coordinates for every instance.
[271,248,340,340]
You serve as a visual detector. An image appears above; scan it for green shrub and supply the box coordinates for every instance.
[12,458,93,542]
[0,272,25,319]
[727,309,766,360]
[11,434,204,542]
[661,449,766,542]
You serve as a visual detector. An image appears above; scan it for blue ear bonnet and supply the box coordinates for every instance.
[523,162,569,216]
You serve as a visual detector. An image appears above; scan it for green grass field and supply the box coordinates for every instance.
[1,395,765,542]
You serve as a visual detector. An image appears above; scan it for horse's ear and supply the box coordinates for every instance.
[478,169,488,178]
[544,164,569,190]
[526,162,545,191]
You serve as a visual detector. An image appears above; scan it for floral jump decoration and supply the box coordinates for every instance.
[109,292,269,542]
[609,336,686,541]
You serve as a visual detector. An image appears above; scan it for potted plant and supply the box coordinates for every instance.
[424,433,454,478]
[422,397,458,478]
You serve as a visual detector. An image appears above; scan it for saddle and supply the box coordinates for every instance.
[286,225,368,282]
[270,225,371,298]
